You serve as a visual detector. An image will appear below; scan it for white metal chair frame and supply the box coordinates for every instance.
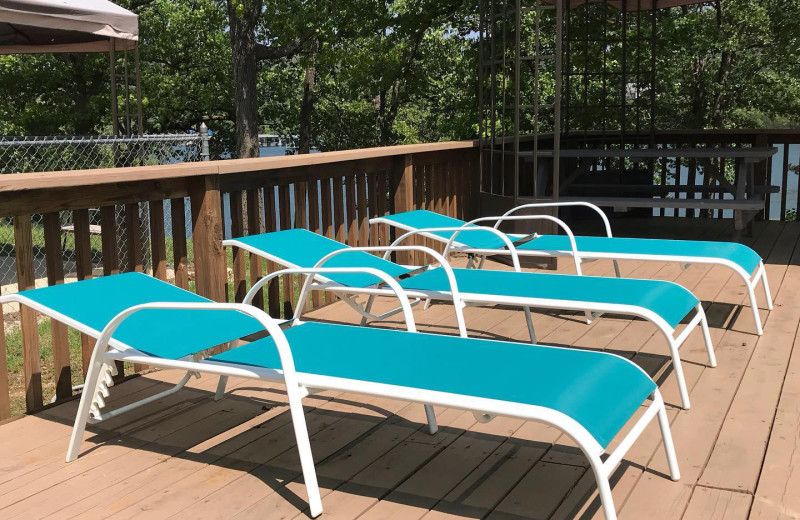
[0,266,679,520]
[372,201,773,335]
[364,226,713,410]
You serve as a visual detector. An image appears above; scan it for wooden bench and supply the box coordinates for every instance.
[60,223,102,249]
[560,196,764,237]
[544,147,779,238]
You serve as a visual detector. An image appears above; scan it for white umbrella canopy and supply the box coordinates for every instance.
[0,0,138,54]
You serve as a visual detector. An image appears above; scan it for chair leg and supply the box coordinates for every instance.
[613,259,621,278]
[657,396,681,481]
[287,390,323,517]
[588,454,618,520]
[66,353,106,462]
[424,404,438,435]
[666,336,691,410]
[697,305,716,368]
[524,307,537,343]
[214,375,229,401]
[761,265,773,310]
[745,281,764,336]
[360,295,376,326]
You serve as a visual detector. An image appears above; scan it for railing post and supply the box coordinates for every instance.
[190,174,226,301]
[0,294,9,420]
[200,122,211,162]
[14,215,42,412]
[391,153,415,264]
[754,133,769,222]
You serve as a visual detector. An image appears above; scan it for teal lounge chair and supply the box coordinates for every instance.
[0,271,679,520]
[224,228,714,409]
[370,201,772,335]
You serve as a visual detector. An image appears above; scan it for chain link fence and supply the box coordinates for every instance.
[0,132,208,288]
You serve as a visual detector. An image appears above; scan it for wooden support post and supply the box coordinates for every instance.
[345,173,358,246]
[148,201,167,280]
[170,198,189,289]
[333,176,346,244]
[73,208,94,378]
[190,175,226,301]
[264,186,281,316]
[0,289,9,420]
[124,203,144,272]
[320,178,334,304]
[391,154,414,264]
[294,180,308,229]
[280,185,294,318]
[229,191,247,302]
[100,206,125,378]
[754,133,769,223]
[307,179,322,309]
[14,215,42,412]
[357,172,369,247]
[100,206,120,275]
[247,189,265,309]
[43,213,72,400]
[294,180,312,310]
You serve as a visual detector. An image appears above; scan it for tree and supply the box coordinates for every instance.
[656,0,800,129]
[227,0,307,158]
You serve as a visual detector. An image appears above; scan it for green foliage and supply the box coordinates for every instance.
[1,0,799,151]
[0,53,110,135]
[655,0,800,130]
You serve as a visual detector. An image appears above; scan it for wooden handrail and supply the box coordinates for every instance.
[0,140,477,193]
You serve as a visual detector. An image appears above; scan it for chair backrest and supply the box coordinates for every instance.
[230,229,413,287]
[379,210,509,250]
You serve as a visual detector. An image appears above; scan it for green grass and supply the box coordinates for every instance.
[4,318,86,417]
[0,221,103,259]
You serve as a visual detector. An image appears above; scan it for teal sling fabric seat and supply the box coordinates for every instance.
[210,321,656,448]
[13,272,263,359]
[399,268,697,329]
[0,271,680,520]
[231,228,699,330]
[371,209,772,338]
[224,228,716,410]
[231,229,413,288]
[520,234,761,274]
[379,209,763,274]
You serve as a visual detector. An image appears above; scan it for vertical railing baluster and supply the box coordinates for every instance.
[43,212,71,400]
[170,198,189,290]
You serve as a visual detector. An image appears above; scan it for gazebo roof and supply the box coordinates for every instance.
[0,0,137,54]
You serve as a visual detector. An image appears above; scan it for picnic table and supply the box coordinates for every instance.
[528,146,779,237]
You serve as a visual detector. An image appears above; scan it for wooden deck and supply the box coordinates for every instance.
[2,217,799,520]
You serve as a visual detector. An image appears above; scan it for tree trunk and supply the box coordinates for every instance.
[228,0,262,159]
[298,41,318,155]
[710,50,734,128]
[379,79,401,146]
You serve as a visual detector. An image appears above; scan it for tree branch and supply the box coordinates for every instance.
[254,39,303,61]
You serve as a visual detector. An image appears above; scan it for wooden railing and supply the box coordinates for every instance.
[484,129,800,222]
[0,141,479,419]
[2,128,798,420]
